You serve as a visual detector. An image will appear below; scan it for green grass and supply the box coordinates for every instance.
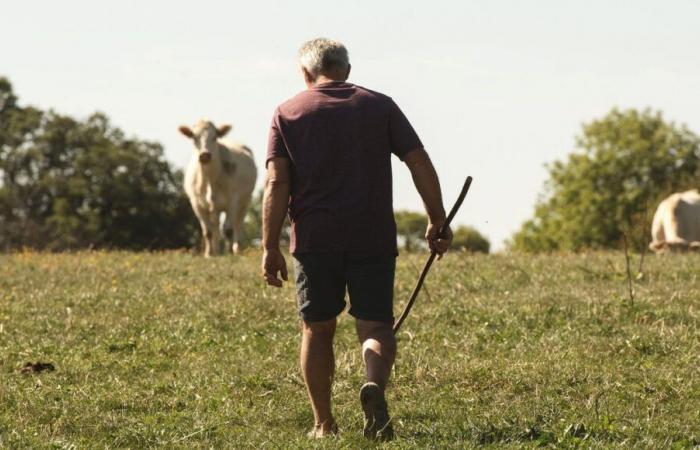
[1,250,699,449]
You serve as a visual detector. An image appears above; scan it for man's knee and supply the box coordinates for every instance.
[303,318,337,336]
[356,319,394,344]
[358,320,396,368]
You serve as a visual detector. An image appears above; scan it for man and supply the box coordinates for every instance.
[262,38,452,440]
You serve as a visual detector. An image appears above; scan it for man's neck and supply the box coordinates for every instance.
[312,75,346,87]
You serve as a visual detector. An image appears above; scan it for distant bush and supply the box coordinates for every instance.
[452,225,490,253]
[394,209,489,253]
[242,189,290,248]
[0,76,199,251]
[394,210,428,251]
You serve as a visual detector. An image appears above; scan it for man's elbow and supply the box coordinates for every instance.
[265,176,290,191]
[265,177,288,186]
[404,148,432,172]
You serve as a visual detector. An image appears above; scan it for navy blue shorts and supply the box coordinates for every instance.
[292,253,396,323]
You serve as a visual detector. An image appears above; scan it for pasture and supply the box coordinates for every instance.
[1,250,699,448]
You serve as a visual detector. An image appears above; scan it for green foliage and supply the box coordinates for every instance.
[0,77,198,250]
[511,108,700,252]
[452,225,490,253]
[242,189,290,248]
[395,210,490,253]
[1,251,699,447]
[243,189,263,247]
[394,210,428,251]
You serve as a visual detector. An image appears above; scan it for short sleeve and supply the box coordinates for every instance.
[266,109,290,167]
[388,100,423,160]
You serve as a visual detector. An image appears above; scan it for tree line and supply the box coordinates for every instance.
[0,77,489,253]
[5,76,693,253]
[0,77,199,251]
[394,210,490,253]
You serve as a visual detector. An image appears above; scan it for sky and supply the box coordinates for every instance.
[2,0,699,249]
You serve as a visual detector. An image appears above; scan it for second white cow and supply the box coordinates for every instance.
[179,119,257,256]
[649,189,700,253]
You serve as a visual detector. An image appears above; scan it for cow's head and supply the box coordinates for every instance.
[178,119,232,165]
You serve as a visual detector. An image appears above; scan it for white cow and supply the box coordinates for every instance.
[649,189,700,253]
[179,119,257,256]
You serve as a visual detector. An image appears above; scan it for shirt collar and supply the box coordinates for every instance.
[312,80,351,89]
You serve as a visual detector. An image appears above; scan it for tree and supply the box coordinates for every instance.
[394,210,489,253]
[394,210,428,251]
[242,189,291,248]
[243,189,263,247]
[452,225,490,253]
[0,77,199,251]
[510,108,700,252]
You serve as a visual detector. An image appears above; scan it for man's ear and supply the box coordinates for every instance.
[217,124,232,137]
[301,66,315,86]
[178,125,194,138]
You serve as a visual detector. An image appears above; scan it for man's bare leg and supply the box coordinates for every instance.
[356,319,396,440]
[356,319,396,388]
[300,318,337,435]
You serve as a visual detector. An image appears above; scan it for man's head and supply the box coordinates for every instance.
[298,38,351,87]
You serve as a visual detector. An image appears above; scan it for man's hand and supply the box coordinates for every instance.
[262,248,288,287]
[426,222,453,259]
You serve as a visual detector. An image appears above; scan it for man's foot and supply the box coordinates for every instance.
[360,382,394,441]
[307,421,338,439]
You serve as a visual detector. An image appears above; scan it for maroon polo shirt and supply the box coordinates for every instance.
[267,81,423,256]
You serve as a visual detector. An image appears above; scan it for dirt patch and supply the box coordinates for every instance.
[20,362,55,374]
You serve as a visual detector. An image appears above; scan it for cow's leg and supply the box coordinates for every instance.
[197,215,215,258]
[649,209,666,253]
[232,193,252,255]
[212,211,224,256]
[201,210,222,257]
[223,197,239,254]
[649,241,667,253]
[191,204,216,258]
[662,209,688,251]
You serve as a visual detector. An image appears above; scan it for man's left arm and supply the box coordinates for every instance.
[403,149,452,257]
[261,157,291,287]
[388,100,453,257]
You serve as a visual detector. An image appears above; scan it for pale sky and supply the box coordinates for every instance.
[3,0,699,249]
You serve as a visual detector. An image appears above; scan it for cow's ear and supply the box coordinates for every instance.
[217,124,232,137]
[178,125,194,138]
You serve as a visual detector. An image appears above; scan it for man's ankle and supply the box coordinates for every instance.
[315,418,336,430]
[312,418,338,437]
[309,418,338,438]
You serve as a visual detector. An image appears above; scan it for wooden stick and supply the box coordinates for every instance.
[393,176,473,334]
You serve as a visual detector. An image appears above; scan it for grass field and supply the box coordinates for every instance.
[1,250,699,449]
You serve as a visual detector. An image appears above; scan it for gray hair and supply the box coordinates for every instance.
[298,38,349,79]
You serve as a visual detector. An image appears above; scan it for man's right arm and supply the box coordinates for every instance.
[403,148,453,256]
[261,157,291,287]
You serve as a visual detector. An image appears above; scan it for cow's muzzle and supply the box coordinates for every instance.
[199,152,212,164]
